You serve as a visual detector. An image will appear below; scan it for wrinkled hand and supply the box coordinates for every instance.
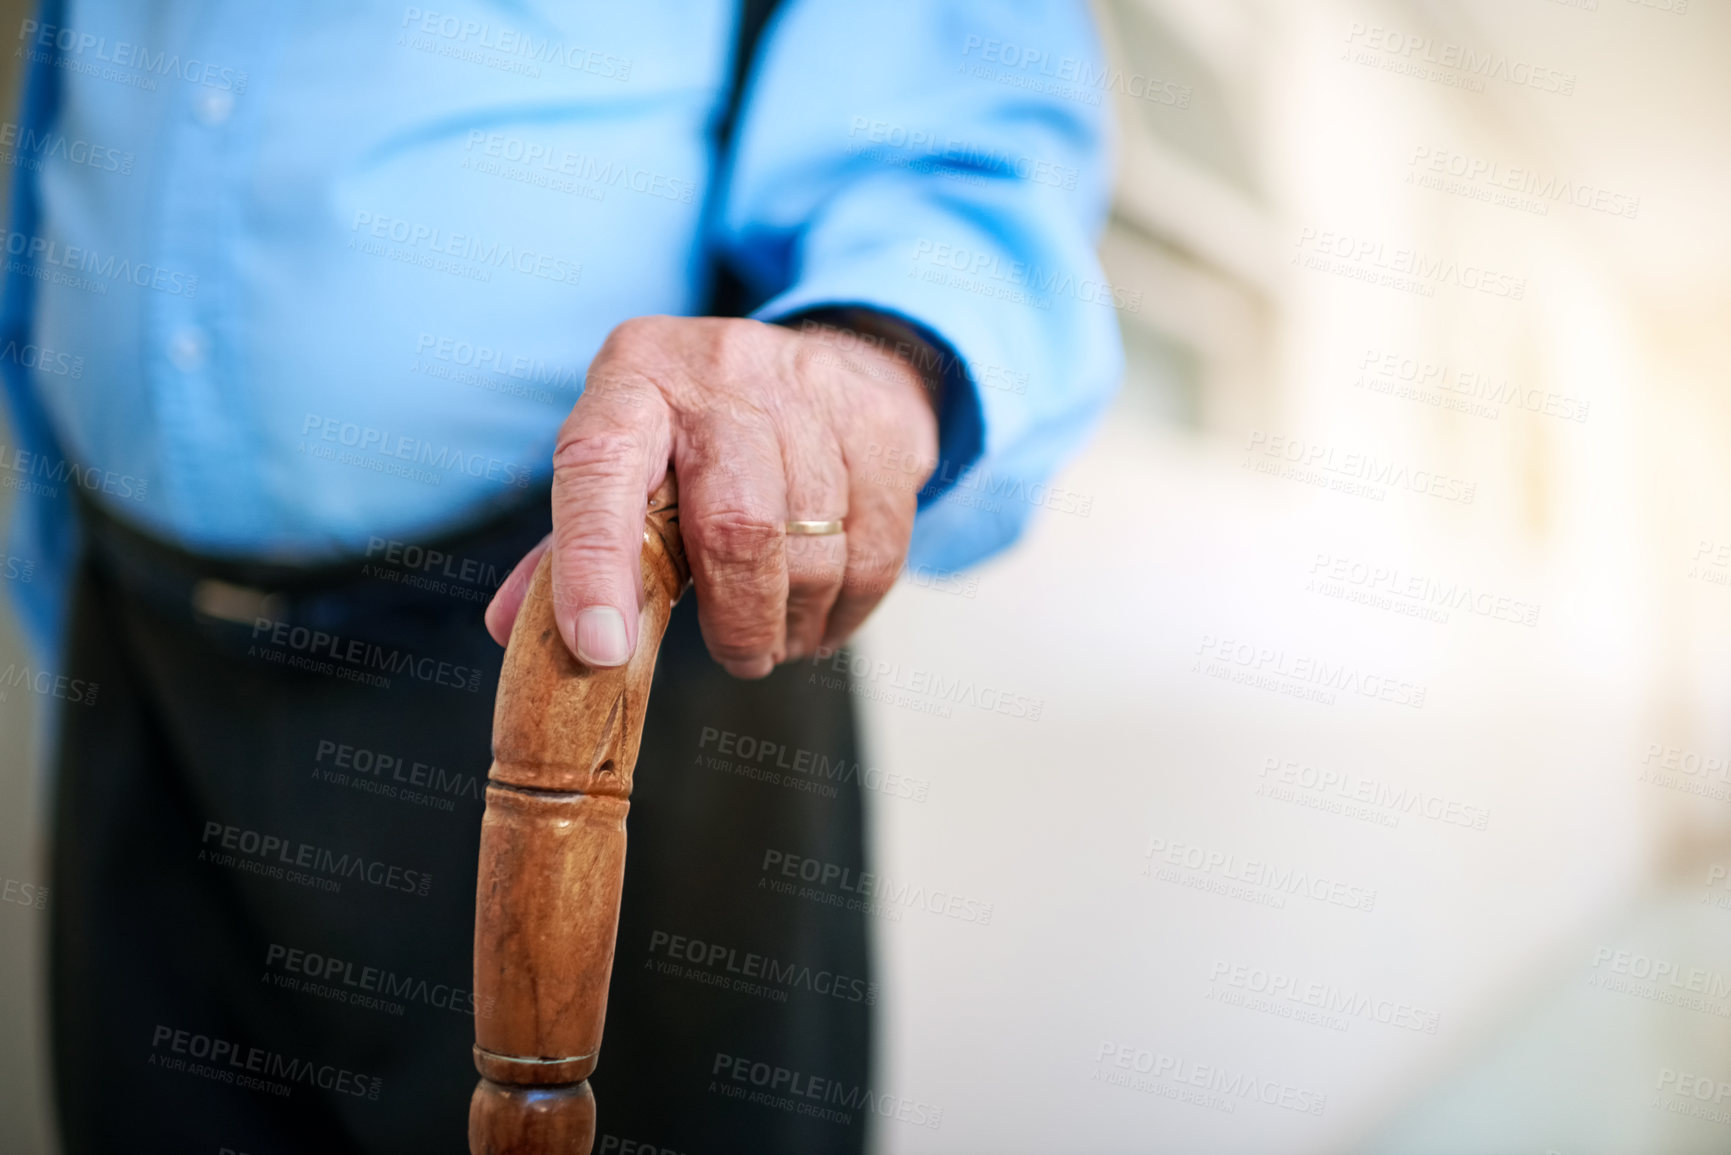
[484,315,939,678]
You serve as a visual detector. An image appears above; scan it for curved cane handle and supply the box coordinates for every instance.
[470,476,689,1154]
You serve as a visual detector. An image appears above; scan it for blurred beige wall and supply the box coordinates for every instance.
[857,2,1731,1152]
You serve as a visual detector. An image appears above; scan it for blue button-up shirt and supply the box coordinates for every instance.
[1,0,1122,654]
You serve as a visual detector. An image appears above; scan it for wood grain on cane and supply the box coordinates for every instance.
[470,477,689,1155]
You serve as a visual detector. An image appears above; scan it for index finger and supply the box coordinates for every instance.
[548,377,671,667]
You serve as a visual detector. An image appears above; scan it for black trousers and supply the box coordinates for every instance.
[48,495,873,1155]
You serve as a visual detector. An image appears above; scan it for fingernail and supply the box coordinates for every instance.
[576,607,630,666]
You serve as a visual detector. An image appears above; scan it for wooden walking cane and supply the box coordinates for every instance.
[469,475,690,1154]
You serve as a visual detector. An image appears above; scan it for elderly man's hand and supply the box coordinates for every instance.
[484,314,940,678]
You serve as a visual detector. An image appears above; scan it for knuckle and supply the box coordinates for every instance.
[709,317,768,369]
[705,322,790,420]
[552,428,645,476]
[605,314,672,354]
[695,391,767,431]
[690,507,782,570]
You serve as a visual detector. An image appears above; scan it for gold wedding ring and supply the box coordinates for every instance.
[785,519,845,536]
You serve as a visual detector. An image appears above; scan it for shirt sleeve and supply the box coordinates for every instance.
[713,0,1124,574]
[0,0,78,663]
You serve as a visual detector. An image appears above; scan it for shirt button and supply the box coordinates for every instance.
[168,328,208,372]
[194,89,235,126]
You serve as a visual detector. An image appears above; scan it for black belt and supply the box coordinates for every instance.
[75,488,554,654]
